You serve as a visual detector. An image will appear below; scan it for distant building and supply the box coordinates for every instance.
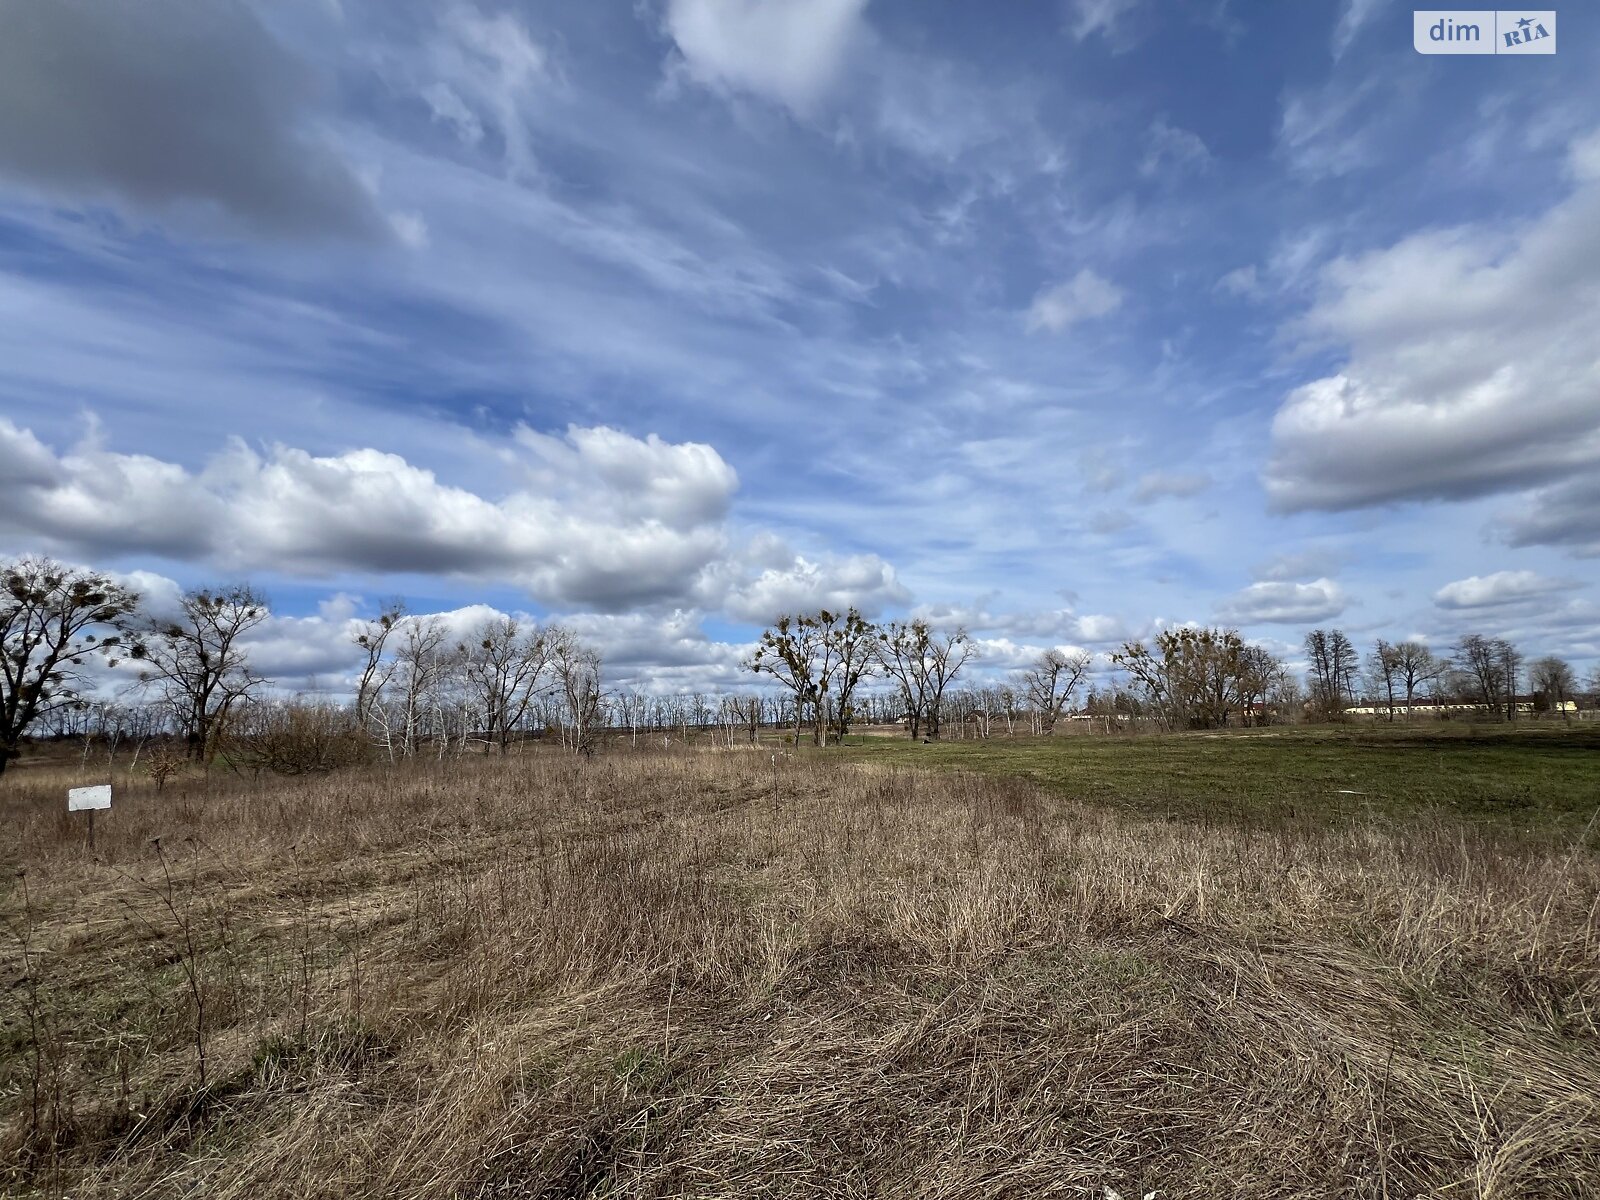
[1344,698,1578,718]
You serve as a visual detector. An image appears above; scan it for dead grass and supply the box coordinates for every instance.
[2,747,1599,1198]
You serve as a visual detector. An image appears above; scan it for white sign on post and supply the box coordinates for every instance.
[68,784,112,811]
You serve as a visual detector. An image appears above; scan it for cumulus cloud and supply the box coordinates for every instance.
[1025,269,1124,333]
[1132,470,1211,504]
[910,602,1136,646]
[1265,130,1600,519]
[0,417,923,625]
[969,637,1093,672]
[662,0,868,117]
[1217,578,1348,625]
[722,551,909,624]
[1433,570,1578,610]
[0,0,387,239]
[0,417,741,611]
[514,425,737,527]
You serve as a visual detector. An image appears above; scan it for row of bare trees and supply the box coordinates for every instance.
[0,558,610,774]
[745,611,1127,743]
[0,559,272,773]
[345,605,605,758]
[6,557,1595,774]
[1111,628,1293,730]
[1309,627,1582,722]
[747,611,984,745]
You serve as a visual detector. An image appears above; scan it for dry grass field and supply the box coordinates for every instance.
[3,738,1599,1198]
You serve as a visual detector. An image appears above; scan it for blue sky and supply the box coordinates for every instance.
[1,0,1597,692]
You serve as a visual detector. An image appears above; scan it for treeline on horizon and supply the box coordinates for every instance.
[3,556,1594,776]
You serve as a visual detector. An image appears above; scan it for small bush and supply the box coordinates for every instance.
[234,700,370,776]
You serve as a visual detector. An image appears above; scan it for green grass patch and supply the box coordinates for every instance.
[838,722,1600,832]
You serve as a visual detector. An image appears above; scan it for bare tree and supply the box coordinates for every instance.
[1304,628,1359,718]
[386,615,452,757]
[1390,641,1445,712]
[140,585,268,761]
[551,630,603,755]
[1367,640,1403,721]
[1530,655,1576,721]
[873,620,974,740]
[1498,639,1524,722]
[822,609,878,744]
[875,620,931,738]
[0,557,142,775]
[748,615,821,746]
[352,600,406,729]
[750,609,880,746]
[1113,628,1279,729]
[1455,634,1521,720]
[1018,648,1091,733]
[458,616,553,753]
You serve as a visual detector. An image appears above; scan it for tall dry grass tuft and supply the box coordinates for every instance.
[2,748,1597,1198]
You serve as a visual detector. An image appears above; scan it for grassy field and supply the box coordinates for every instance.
[843,722,1600,833]
[2,730,1598,1198]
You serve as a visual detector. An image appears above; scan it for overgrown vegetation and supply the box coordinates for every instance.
[3,733,1598,1198]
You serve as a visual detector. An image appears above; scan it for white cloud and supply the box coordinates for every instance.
[1253,549,1346,583]
[1215,264,1262,298]
[1025,269,1124,333]
[420,82,484,145]
[662,0,868,117]
[1265,131,1600,522]
[1433,570,1578,610]
[557,609,755,692]
[909,602,1136,646]
[514,424,738,527]
[1132,470,1211,504]
[1217,578,1348,625]
[969,637,1090,672]
[0,416,931,625]
[1572,129,1600,183]
[0,417,741,611]
[722,550,908,623]
[1066,0,1141,42]
[426,6,552,176]
[1332,0,1384,57]
[1140,117,1211,178]
[1278,76,1381,179]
